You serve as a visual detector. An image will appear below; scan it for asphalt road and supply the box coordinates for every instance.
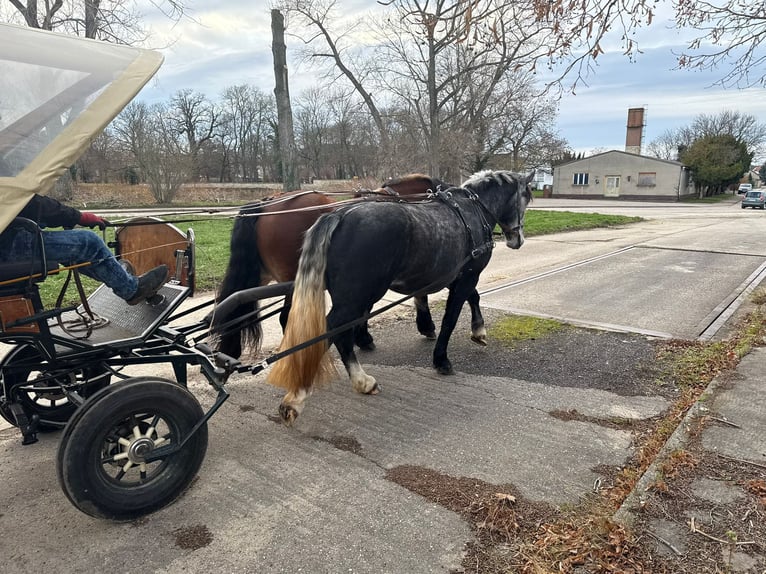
[2,195,764,573]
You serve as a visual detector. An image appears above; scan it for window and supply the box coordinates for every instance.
[572,172,589,186]
[637,172,656,187]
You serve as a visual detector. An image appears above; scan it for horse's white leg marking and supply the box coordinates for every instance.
[279,389,310,425]
[348,361,378,394]
[471,324,487,345]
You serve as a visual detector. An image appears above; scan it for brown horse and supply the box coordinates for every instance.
[213,174,487,358]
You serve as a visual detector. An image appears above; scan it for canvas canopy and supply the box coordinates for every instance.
[0,22,163,234]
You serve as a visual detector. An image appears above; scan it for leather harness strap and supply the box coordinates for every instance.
[433,189,495,259]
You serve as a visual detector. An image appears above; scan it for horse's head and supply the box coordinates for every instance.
[500,172,534,249]
[463,170,534,249]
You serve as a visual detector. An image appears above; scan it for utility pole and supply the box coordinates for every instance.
[271,9,298,192]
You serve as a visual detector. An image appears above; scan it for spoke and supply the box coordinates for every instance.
[114,468,126,481]
[117,437,132,447]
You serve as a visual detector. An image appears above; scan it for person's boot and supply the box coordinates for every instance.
[127,264,168,305]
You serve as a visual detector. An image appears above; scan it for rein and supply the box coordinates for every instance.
[104,190,436,228]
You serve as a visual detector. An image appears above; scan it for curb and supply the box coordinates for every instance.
[613,375,723,527]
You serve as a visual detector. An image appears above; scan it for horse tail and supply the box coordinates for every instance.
[213,206,264,358]
[267,212,341,394]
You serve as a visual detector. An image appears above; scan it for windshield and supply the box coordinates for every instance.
[745,191,762,198]
[0,23,162,235]
[0,29,139,177]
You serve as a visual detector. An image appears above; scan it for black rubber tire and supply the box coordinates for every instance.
[0,344,110,430]
[56,377,208,520]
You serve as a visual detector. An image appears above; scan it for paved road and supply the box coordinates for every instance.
[2,196,764,573]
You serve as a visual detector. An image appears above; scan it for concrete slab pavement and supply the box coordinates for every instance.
[615,348,766,570]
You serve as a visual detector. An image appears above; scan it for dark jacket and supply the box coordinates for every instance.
[0,195,83,252]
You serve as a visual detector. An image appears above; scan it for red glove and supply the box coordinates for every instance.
[79,212,109,230]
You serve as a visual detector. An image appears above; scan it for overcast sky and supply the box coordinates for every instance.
[137,1,765,159]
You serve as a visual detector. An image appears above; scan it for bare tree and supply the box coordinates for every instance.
[279,0,390,154]
[168,89,220,180]
[280,0,581,178]
[5,0,187,42]
[272,8,298,191]
[674,0,766,87]
[294,88,333,179]
[691,110,766,159]
[112,101,189,203]
[219,85,275,182]
[648,110,766,163]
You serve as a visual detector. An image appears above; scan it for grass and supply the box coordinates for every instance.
[525,210,641,236]
[488,314,564,344]
[34,208,641,308]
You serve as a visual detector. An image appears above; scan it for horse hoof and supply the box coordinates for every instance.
[470,335,487,346]
[435,364,454,376]
[421,330,437,340]
[358,342,376,352]
[367,382,381,395]
[278,403,299,426]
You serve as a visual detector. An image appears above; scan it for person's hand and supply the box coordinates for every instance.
[79,212,110,230]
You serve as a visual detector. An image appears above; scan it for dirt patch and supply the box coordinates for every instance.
[312,434,364,456]
[549,408,647,430]
[173,524,213,550]
[633,437,766,573]
[386,464,559,573]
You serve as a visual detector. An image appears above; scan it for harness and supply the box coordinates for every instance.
[432,187,495,259]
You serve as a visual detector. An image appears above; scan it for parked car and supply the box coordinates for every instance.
[738,183,753,194]
[741,190,766,209]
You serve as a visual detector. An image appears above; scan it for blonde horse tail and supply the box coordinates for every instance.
[267,213,341,394]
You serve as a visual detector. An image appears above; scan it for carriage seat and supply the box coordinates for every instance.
[0,259,59,284]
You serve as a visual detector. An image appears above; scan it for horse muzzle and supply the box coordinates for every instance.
[504,228,524,249]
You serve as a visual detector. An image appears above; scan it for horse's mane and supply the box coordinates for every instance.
[462,170,533,201]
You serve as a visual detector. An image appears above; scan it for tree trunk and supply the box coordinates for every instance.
[271,9,298,192]
[85,0,101,38]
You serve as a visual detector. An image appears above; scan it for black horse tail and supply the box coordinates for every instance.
[267,212,340,395]
[213,205,264,358]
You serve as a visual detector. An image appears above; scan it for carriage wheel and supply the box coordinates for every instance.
[56,377,208,520]
[0,344,111,430]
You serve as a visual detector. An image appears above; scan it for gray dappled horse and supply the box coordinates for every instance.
[267,169,534,424]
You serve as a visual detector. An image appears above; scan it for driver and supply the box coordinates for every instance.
[0,194,167,305]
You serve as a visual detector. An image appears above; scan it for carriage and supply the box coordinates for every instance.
[0,23,264,519]
[1,23,532,521]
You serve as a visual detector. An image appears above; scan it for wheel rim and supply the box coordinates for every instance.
[98,412,178,485]
[1,344,110,427]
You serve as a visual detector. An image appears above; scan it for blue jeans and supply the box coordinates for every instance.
[4,229,138,300]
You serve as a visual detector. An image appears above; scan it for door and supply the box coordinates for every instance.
[604,175,621,197]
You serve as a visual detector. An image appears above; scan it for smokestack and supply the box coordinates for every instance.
[625,107,645,155]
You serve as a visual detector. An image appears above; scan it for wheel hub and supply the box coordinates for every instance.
[126,437,155,463]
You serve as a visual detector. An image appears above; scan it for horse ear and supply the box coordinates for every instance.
[525,171,535,184]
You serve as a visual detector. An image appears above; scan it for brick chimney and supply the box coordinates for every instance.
[625,107,645,155]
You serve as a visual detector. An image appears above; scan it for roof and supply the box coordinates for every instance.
[0,23,163,234]
[557,149,686,169]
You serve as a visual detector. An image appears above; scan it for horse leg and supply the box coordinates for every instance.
[414,295,437,339]
[278,388,310,426]
[467,289,487,346]
[279,292,292,332]
[433,278,478,375]
[354,313,376,352]
[329,308,379,395]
